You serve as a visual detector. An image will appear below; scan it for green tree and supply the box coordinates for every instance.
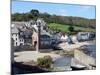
[68,26,74,32]
[11,10,96,29]
[30,9,39,20]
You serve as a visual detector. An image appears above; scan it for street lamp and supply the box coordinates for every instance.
[36,18,41,53]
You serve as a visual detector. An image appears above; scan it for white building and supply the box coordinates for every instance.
[77,32,95,42]
[11,25,24,46]
[61,35,68,42]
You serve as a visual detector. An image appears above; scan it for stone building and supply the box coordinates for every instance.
[32,18,52,49]
[11,26,24,46]
[77,32,95,42]
[11,21,33,46]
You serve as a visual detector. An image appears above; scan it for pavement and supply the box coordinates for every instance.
[14,51,61,62]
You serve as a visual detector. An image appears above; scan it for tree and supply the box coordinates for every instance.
[68,26,74,32]
[30,9,39,20]
[11,10,96,29]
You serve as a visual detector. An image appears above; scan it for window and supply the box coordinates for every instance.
[16,38,17,40]
[20,43,23,46]
[16,42,17,46]
[20,39,23,42]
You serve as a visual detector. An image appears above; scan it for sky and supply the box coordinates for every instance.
[12,1,96,19]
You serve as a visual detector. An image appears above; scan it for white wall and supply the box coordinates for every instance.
[12,34,24,46]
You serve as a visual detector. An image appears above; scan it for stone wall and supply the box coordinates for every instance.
[74,50,96,67]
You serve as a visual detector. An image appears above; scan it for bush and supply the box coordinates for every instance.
[68,26,74,32]
[37,55,52,68]
[44,55,52,62]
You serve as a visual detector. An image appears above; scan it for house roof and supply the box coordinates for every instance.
[12,21,27,25]
[23,30,32,36]
[41,30,52,37]
[11,26,19,34]
[12,22,28,29]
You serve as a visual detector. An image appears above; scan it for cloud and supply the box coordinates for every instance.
[79,6,92,9]
[57,9,68,16]
[77,5,94,13]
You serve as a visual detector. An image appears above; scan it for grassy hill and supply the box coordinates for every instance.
[48,23,96,33]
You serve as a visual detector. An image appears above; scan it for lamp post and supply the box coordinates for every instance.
[36,19,41,53]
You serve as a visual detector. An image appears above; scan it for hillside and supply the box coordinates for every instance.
[12,9,96,29]
[48,23,96,33]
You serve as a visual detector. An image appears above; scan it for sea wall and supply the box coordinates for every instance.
[74,50,96,67]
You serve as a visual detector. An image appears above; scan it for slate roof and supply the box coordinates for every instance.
[11,26,19,34]
[40,31,52,39]
[12,22,27,25]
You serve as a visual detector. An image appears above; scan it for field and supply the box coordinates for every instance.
[48,23,96,33]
